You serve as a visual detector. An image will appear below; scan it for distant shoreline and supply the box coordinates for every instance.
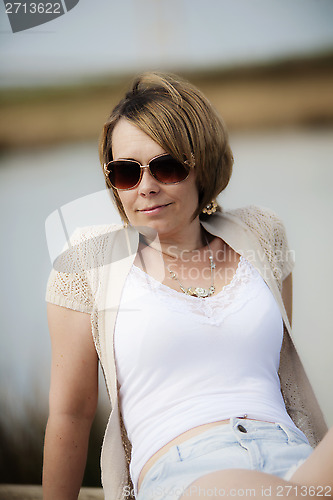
[1,54,333,150]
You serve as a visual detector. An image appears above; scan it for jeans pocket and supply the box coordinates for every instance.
[277,424,310,446]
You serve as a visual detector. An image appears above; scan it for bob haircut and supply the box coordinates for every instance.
[99,72,234,223]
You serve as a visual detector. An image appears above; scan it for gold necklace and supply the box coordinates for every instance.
[166,236,216,298]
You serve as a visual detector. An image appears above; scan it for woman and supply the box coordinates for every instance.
[43,72,332,500]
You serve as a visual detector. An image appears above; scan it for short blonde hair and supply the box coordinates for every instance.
[99,72,234,222]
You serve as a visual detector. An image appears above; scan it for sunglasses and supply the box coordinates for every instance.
[103,153,190,190]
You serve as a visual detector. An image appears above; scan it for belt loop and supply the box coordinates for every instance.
[277,423,292,443]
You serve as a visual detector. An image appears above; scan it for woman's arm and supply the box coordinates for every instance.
[282,272,293,327]
[43,303,99,500]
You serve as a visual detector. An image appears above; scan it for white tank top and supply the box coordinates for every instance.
[114,256,305,491]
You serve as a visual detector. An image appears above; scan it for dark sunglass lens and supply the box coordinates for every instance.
[109,161,140,189]
[150,155,188,183]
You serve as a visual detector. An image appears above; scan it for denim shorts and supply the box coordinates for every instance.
[136,418,313,500]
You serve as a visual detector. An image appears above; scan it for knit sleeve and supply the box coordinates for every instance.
[45,228,94,314]
[271,212,295,282]
[228,206,295,288]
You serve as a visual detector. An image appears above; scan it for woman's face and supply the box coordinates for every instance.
[111,118,200,242]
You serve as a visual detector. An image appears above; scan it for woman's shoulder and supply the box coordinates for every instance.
[224,204,283,224]
[68,223,124,244]
[222,205,288,239]
[52,223,125,274]
[221,205,294,282]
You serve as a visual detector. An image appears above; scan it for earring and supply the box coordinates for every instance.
[202,200,218,215]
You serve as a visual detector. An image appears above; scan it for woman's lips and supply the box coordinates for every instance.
[138,203,171,215]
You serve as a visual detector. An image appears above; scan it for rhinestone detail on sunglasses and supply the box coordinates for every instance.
[103,153,191,190]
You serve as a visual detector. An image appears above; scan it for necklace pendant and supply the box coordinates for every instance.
[193,287,210,298]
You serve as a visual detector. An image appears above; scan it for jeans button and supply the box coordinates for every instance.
[237,424,247,433]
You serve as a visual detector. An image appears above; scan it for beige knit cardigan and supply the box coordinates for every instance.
[46,205,328,500]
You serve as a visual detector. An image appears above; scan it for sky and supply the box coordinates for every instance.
[0,0,333,87]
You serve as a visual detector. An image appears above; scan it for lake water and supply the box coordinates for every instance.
[1,126,332,424]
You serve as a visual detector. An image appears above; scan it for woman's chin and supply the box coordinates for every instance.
[133,224,159,240]
[130,220,174,242]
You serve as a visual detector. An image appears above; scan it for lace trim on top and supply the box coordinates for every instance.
[128,256,264,326]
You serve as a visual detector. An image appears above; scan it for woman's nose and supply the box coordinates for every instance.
[137,166,160,195]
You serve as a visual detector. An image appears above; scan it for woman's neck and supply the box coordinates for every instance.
[139,223,210,259]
